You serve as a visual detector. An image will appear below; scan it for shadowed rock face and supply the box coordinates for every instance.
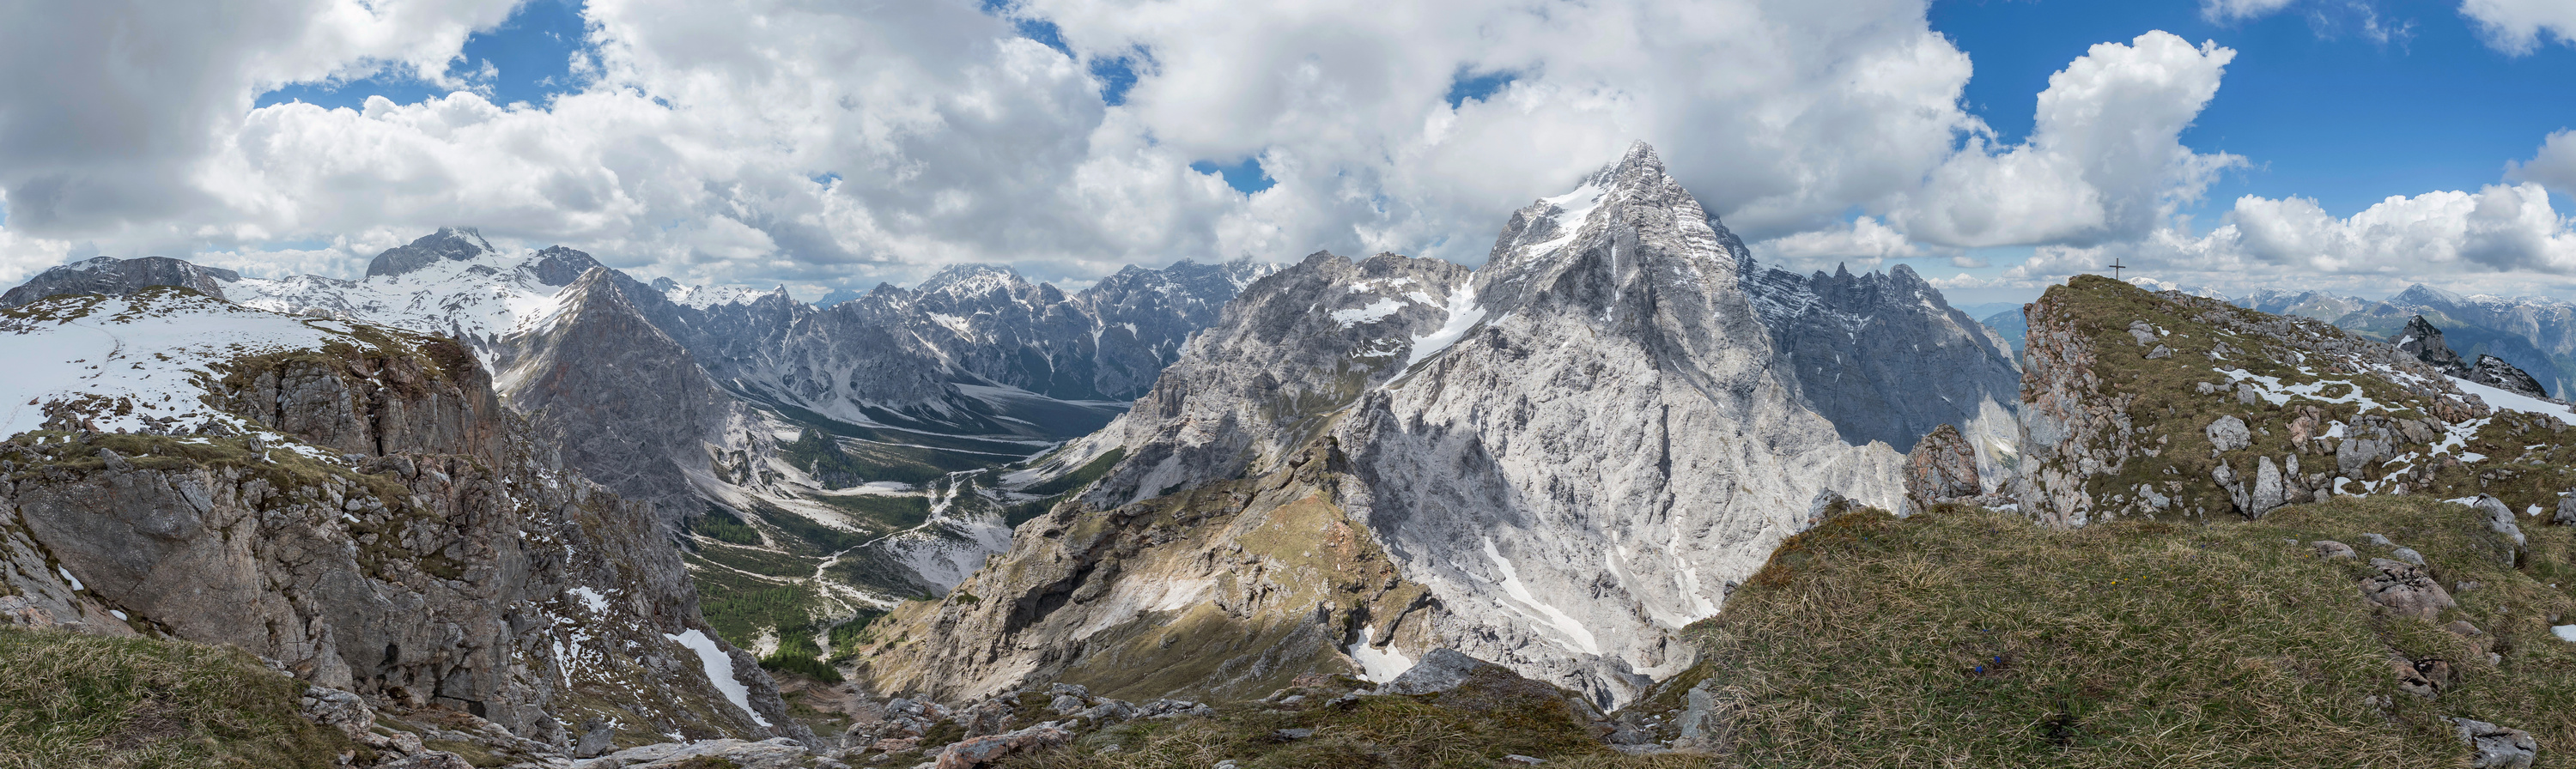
[1740,260,2021,457]
[0,256,241,307]
[493,268,746,525]
[2397,314,2550,398]
[2471,354,2549,398]
[0,292,805,747]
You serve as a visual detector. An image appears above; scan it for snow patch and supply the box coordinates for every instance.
[1346,627,1415,683]
[665,628,769,727]
[2451,376,2576,426]
[57,566,81,591]
[2557,625,2576,644]
[568,586,611,615]
[1329,299,1404,327]
[1397,285,1485,377]
[1480,538,1599,655]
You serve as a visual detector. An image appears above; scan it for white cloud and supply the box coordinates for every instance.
[0,0,2517,301]
[1992,182,2576,297]
[1750,217,1923,271]
[1886,32,2243,249]
[0,0,517,235]
[2460,0,2576,54]
[2510,130,2576,197]
[2202,0,2302,22]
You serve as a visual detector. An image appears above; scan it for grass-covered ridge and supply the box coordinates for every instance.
[1666,496,2576,766]
[2024,275,2576,523]
[0,627,357,769]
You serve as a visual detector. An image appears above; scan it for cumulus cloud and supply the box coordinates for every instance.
[2510,130,2576,197]
[1990,181,2576,297]
[1750,217,1924,271]
[1886,32,2243,249]
[2460,0,2576,54]
[0,0,517,237]
[0,0,2468,299]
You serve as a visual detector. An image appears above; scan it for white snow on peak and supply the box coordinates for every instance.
[1519,181,1608,257]
[1396,284,1485,377]
[222,248,569,345]
[2451,376,2576,426]
[665,627,770,727]
[664,283,773,310]
[1329,298,1405,327]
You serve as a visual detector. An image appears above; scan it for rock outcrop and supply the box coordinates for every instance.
[2009,276,2554,525]
[0,289,801,748]
[2400,315,2552,398]
[1901,423,1983,511]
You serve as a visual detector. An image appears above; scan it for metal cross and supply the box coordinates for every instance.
[2107,257,2126,281]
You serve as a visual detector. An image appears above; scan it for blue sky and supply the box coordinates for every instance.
[1929,0,2576,302]
[256,0,592,111]
[4,0,2573,303]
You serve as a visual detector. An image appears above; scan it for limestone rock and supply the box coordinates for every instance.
[375,752,475,769]
[2361,559,2458,620]
[573,737,811,769]
[1738,257,2020,458]
[299,686,375,742]
[574,721,617,759]
[2207,416,2251,453]
[1379,649,1512,696]
[2312,541,2355,559]
[2471,354,2549,399]
[934,724,1072,769]
[1903,424,1984,508]
[2475,494,2528,547]
[2453,718,2539,769]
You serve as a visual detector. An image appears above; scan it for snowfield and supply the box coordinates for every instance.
[0,291,381,443]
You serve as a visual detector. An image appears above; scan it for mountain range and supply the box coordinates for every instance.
[11,142,2576,767]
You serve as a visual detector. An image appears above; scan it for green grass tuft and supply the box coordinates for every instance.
[0,627,357,769]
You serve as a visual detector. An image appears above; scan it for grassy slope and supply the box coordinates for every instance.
[2032,276,2576,520]
[0,627,358,769]
[1668,496,2576,767]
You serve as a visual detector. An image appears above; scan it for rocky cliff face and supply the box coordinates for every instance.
[1739,258,2020,480]
[2397,314,2553,399]
[492,269,759,525]
[866,143,1913,711]
[2013,276,2576,527]
[0,288,804,749]
[0,256,243,308]
[854,442,1430,705]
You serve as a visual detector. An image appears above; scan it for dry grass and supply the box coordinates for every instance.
[1693,495,2576,767]
[997,676,1632,769]
[0,627,355,769]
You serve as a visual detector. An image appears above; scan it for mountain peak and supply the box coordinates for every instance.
[2390,282,2466,306]
[916,263,1029,296]
[365,227,499,278]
